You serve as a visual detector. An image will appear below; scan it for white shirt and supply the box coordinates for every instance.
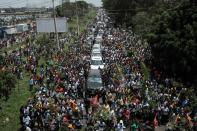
[116,123,126,131]
[23,116,31,125]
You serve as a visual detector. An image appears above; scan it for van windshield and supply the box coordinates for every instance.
[92,53,101,57]
[91,60,102,65]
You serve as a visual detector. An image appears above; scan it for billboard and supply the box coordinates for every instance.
[36,18,68,33]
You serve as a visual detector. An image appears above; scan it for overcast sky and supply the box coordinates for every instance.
[0,0,102,8]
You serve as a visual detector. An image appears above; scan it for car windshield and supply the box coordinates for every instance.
[92,49,100,53]
[92,53,101,57]
[88,75,102,83]
[91,60,102,65]
[93,47,100,50]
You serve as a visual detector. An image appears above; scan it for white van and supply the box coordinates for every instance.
[95,35,103,43]
[90,56,104,69]
[92,44,101,50]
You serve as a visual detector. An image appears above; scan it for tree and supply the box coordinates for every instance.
[0,55,5,69]
[0,72,17,101]
[56,1,90,17]
[102,0,157,26]
[132,11,152,36]
[146,1,197,83]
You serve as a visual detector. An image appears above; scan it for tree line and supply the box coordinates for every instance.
[56,1,94,18]
[102,0,197,85]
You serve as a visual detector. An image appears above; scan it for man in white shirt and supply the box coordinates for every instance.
[23,115,31,126]
[116,120,126,131]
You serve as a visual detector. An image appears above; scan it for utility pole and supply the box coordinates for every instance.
[82,0,84,16]
[52,0,60,50]
[26,0,28,13]
[75,0,79,36]
[61,0,63,16]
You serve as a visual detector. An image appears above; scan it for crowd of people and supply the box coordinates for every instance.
[0,9,196,131]
[0,15,35,49]
[0,32,36,49]
[17,9,196,131]
[100,28,197,130]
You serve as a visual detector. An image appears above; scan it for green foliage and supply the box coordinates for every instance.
[146,1,197,82]
[127,50,134,57]
[36,34,50,46]
[132,12,152,36]
[102,0,157,26]
[0,72,17,100]
[140,62,150,81]
[104,0,197,83]
[148,100,156,108]
[0,73,31,130]
[0,55,5,67]
[56,1,91,17]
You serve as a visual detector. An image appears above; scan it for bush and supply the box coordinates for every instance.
[0,72,17,101]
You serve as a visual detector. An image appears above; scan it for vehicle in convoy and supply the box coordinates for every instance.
[98,29,104,35]
[92,52,102,57]
[92,43,101,50]
[87,69,103,95]
[108,34,113,40]
[92,48,101,54]
[90,56,104,69]
[95,35,102,43]
[86,34,94,45]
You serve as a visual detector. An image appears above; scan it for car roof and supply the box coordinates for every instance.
[89,69,101,76]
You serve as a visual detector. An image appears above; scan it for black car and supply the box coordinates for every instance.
[86,69,103,96]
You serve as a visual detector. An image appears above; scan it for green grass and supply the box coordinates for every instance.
[0,41,26,54]
[0,9,96,131]
[0,74,32,131]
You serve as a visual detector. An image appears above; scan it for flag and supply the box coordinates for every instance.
[186,113,193,126]
[69,100,77,111]
[154,113,158,128]
[175,114,180,124]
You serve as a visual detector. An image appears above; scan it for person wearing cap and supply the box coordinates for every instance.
[98,120,106,131]
[116,120,126,131]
